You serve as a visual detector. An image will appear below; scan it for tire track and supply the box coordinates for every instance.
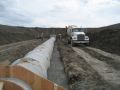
[81,47,120,70]
[87,47,120,62]
[73,47,120,89]
[58,42,115,90]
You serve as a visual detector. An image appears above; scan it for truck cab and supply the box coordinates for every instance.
[67,25,89,46]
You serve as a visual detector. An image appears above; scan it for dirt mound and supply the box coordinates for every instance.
[88,29,120,55]
[101,23,120,30]
[87,23,120,55]
[0,24,66,45]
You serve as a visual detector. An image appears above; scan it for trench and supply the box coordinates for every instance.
[48,43,69,89]
[81,47,120,70]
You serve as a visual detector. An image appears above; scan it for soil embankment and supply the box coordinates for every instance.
[87,23,120,55]
[58,41,114,90]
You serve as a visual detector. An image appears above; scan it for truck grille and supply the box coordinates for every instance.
[77,34,85,40]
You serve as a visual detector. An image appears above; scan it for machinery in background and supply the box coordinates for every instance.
[67,25,89,46]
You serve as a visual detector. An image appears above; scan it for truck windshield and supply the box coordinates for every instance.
[72,29,84,32]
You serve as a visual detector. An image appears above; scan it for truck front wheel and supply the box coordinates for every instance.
[68,39,71,44]
[84,43,90,46]
[71,41,75,47]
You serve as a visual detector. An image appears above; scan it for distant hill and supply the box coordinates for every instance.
[87,23,120,55]
[87,23,120,33]
[101,23,120,30]
[0,24,66,45]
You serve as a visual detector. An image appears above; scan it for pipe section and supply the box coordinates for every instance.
[12,37,56,78]
[1,78,32,90]
[0,36,65,90]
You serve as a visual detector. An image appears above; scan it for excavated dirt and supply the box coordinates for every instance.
[0,24,66,45]
[0,24,120,90]
[87,28,120,55]
[58,41,114,90]
[81,47,120,70]
[73,47,120,90]
[0,39,45,65]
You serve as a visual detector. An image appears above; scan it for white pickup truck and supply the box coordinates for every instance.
[67,25,89,46]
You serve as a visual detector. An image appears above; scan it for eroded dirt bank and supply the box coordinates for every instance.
[87,28,120,55]
[58,41,115,90]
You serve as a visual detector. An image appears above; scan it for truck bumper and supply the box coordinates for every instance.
[72,40,89,44]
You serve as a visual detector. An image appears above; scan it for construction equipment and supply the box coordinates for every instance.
[67,25,89,46]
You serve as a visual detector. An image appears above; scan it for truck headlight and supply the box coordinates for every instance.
[85,36,89,40]
[72,36,77,40]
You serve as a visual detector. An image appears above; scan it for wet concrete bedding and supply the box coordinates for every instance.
[48,43,68,89]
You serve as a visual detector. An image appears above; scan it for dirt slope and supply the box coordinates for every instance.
[0,39,45,65]
[0,24,66,45]
[87,23,120,55]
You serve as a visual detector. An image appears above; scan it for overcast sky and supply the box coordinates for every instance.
[0,0,120,27]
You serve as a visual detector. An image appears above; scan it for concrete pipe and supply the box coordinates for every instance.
[0,36,65,90]
[12,37,56,78]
